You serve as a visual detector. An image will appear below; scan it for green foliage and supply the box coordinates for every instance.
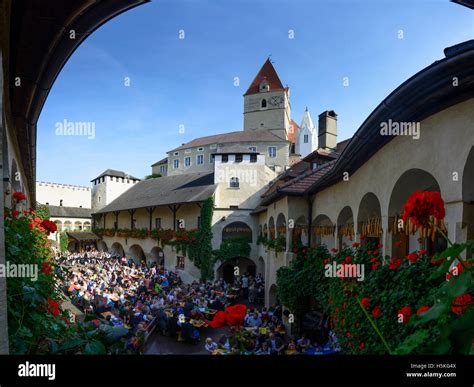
[59,232,69,253]
[213,237,251,262]
[189,197,214,281]
[277,239,474,354]
[35,205,50,221]
[257,234,286,253]
[144,173,162,180]
[4,206,133,354]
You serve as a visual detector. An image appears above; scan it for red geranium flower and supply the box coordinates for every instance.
[389,257,402,270]
[361,297,370,309]
[41,262,53,275]
[331,248,338,253]
[359,342,365,350]
[377,243,383,248]
[40,219,57,235]
[406,252,419,263]
[398,306,412,323]
[345,256,353,263]
[12,191,27,202]
[416,306,430,316]
[352,242,360,248]
[360,235,366,241]
[419,249,428,256]
[47,298,60,317]
[373,250,379,256]
[451,293,471,315]
[401,191,445,228]
[372,305,381,318]
[11,210,19,218]
[431,256,447,266]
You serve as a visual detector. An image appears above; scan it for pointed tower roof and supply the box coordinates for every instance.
[300,108,314,131]
[244,58,285,96]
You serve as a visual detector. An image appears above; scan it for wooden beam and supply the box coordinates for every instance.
[146,207,155,231]
[128,209,136,229]
[114,211,120,230]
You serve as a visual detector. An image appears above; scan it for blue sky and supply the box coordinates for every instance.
[37,0,473,185]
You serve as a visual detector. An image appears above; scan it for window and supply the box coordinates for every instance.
[259,80,269,92]
[229,205,239,209]
[176,256,185,270]
[261,99,267,109]
[155,218,162,229]
[197,154,204,165]
[268,146,277,158]
[250,154,257,163]
[304,134,309,143]
[197,147,204,152]
[229,177,240,188]
[235,154,243,163]
[160,165,166,174]
[185,156,191,167]
[222,154,228,163]
[173,159,179,169]
[60,199,63,206]
[209,154,215,163]
[173,152,179,156]
[248,146,257,152]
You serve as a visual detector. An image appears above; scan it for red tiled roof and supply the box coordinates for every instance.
[244,59,285,96]
[279,161,336,194]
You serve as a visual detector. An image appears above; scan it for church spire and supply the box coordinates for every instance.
[244,58,285,96]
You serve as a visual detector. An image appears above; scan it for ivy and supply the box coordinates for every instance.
[213,237,251,262]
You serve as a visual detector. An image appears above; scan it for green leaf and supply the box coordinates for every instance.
[441,271,471,298]
[414,302,449,326]
[84,339,106,355]
[394,329,430,354]
[437,244,466,259]
[58,337,83,352]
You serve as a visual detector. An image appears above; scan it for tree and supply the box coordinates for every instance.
[144,173,162,180]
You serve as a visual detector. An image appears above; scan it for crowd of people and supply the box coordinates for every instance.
[55,247,341,355]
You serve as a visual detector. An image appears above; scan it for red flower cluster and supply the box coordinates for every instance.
[47,298,60,317]
[352,242,360,248]
[361,297,370,309]
[416,306,430,316]
[398,306,412,323]
[451,293,471,315]
[11,210,20,218]
[41,262,53,276]
[389,257,402,270]
[401,191,445,228]
[372,305,381,318]
[370,257,380,271]
[331,247,338,253]
[360,235,366,241]
[406,252,419,263]
[12,191,27,202]
[40,219,57,235]
[345,256,353,264]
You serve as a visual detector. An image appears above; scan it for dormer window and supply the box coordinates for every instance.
[259,79,269,92]
[261,99,267,109]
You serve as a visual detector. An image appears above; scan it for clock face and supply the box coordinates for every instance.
[269,96,284,107]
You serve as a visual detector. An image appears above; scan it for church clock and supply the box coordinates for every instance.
[268,96,284,107]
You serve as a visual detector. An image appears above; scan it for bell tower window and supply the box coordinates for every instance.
[261,99,267,109]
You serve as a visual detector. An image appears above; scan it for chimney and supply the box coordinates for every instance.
[318,110,337,150]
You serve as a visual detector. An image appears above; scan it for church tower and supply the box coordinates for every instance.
[295,107,318,157]
[243,59,291,140]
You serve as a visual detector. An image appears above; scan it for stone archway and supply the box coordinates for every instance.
[216,257,257,284]
[313,214,334,248]
[111,242,125,257]
[357,192,382,246]
[150,246,165,266]
[129,244,146,265]
[97,240,108,252]
[337,206,354,250]
[388,168,442,257]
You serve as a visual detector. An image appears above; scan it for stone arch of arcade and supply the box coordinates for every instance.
[388,168,442,258]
